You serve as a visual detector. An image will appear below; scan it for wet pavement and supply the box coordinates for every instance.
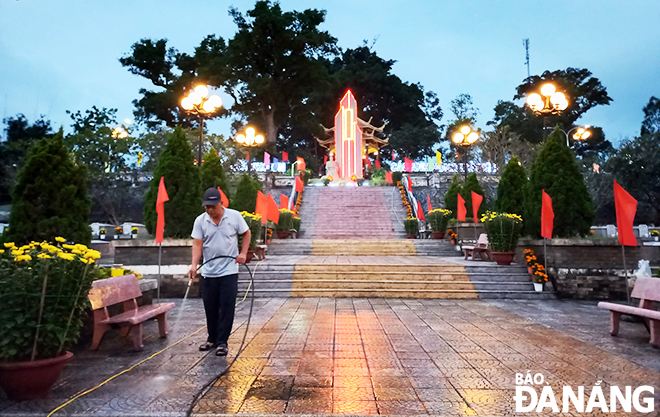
[1,297,659,416]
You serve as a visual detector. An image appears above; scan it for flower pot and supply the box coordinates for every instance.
[527,266,534,274]
[246,250,254,263]
[491,251,515,265]
[277,230,290,239]
[100,234,106,240]
[450,239,456,245]
[432,231,445,240]
[533,282,543,292]
[406,234,416,239]
[0,351,73,400]
[655,236,659,242]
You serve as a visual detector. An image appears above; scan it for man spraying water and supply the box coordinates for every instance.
[188,188,251,356]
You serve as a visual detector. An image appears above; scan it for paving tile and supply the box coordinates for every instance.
[377,399,428,415]
[333,400,378,414]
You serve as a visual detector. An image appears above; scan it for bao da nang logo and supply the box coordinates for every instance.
[514,372,655,413]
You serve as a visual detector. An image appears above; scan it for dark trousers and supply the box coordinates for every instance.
[201,274,238,346]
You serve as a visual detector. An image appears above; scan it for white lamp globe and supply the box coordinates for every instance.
[541,83,556,97]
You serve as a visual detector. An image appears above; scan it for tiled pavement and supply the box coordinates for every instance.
[1,297,659,416]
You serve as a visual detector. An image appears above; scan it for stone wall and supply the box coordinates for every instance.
[516,238,660,301]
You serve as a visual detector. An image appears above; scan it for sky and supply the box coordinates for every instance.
[1,0,659,146]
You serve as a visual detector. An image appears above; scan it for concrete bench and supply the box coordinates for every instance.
[598,276,660,347]
[462,233,491,261]
[88,274,174,351]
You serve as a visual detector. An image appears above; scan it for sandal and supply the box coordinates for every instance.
[215,345,228,356]
[199,342,216,351]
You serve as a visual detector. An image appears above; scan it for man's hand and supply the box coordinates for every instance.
[235,253,247,264]
[188,264,199,282]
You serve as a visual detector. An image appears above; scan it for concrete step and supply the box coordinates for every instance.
[288,288,479,298]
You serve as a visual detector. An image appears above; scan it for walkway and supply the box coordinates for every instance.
[1,298,658,416]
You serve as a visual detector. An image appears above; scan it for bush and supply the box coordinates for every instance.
[7,131,92,245]
[238,212,262,250]
[427,209,452,232]
[230,173,262,213]
[278,209,294,231]
[392,171,403,185]
[494,156,527,217]
[200,147,230,202]
[444,174,461,219]
[404,218,419,235]
[482,211,523,252]
[461,173,487,221]
[299,169,312,186]
[524,128,594,237]
[144,127,202,238]
[292,216,301,232]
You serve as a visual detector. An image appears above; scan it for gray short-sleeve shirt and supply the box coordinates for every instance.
[191,209,249,277]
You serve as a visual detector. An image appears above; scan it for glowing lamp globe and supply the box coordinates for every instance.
[181,97,194,110]
[527,93,542,109]
[466,132,479,144]
[557,98,569,111]
[207,95,222,108]
[189,92,203,106]
[581,130,591,139]
[576,127,585,135]
[255,134,265,144]
[202,101,216,113]
[452,133,464,144]
[236,134,246,144]
[194,85,209,97]
[246,127,256,137]
[460,125,471,135]
[541,83,556,97]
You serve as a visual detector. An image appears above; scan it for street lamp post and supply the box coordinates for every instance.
[180,85,223,166]
[451,125,479,181]
[526,82,569,139]
[234,126,265,171]
[562,125,591,147]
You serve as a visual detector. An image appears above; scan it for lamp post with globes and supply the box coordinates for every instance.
[451,125,479,181]
[234,126,265,172]
[526,82,569,139]
[111,126,129,139]
[180,85,223,166]
[562,125,591,147]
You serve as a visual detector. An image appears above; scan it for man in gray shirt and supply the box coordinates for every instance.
[188,188,251,356]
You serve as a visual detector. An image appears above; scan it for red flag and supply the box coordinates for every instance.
[375,159,381,170]
[391,150,395,161]
[295,175,304,192]
[404,157,413,173]
[255,191,268,225]
[217,187,229,208]
[457,193,467,222]
[407,176,413,191]
[365,157,371,169]
[427,195,432,211]
[264,151,270,166]
[416,201,426,221]
[614,180,638,246]
[267,193,280,224]
[280,194,289,210]
[155,177,169,244]
[471,191,483,223]
[385,171,393,184]
[297,156,306,170]
[323,155,328,165]
[541,189,554,239]
[282,151,289,162]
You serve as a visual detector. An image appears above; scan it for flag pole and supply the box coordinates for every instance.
[157,242,162,303]
[622,245,631,305]
[543,237,547,273]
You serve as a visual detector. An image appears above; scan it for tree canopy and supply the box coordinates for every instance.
[641,96,660,135]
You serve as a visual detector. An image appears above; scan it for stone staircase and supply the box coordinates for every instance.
[265,238,459,257]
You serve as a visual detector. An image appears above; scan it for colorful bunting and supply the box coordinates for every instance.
[436,150,442,165]
[282,151,289,162]
[264,151,270,167]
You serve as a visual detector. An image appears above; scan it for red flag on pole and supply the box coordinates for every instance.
[541,190,554,239]
[457,193,467,222]
[614,180,638,246]
[282,151,289,162]
[365,157,371,169]
[404,158,413,173]
[280,194,289,210]
[375,159,381,170]
[217,187,229,208]
[155,177,169,244]
[385,171,393,184]
[391,150,395,161]
[295,175,304,192]
[427,195,433,212]
[471,191,483,223]
[267,193,280,224]
[264,152,270,167]
[323,155,328,165]
[297,156,306,171]
[255,191,268,225]
[407,176,413,191]
[416,201,426,221]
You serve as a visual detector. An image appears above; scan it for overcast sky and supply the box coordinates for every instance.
[1,0,659,145]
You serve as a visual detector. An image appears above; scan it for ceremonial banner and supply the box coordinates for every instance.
[457,193,467,222]
[375,159,381,169]
[436,150,442,165]
[264,152,270,167]
[155,177,169,244]
[295,175,304,192]
[282,151,289,162]
[471,191,483,223]
[614,180,638,246]
[255,191,269,224]
[427,195,432,211]
[267,193,280,224]
[385,171,393,184]
[217,187,229,208]
[541,190,554,239]
[416,201,426,221]
[407,176,413,191]
[404,157,413,173]
[280,194,289,210]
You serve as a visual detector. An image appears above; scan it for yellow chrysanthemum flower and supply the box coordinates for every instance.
[0,249,4,254]
[11,250,23,256]
[62,244,75,250]
[14,254,32,262]
[72,249,83,255]
[84,250,101,260]
[4,242,15,248]
[79,257,90,264]
[57,252,75,261]
[37,253,51,259]
[55,237,66,243]
[46,245,59,253]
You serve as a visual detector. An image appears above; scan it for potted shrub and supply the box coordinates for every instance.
[131,227,139,239]
[99,228,107,240]
[239,212,262,263]
[277,209,294,239]
[481,211,523,265]
[404,217,419,239]
[427,209,452,239]
[652,230,659,242]
[524,249,538,274]
[292,216,301,238]
[532,263,549,292]
[114,226,122,239]
[447,229,458,245]
[0,238,101,400]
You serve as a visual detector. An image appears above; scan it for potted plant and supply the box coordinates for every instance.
[481,211,523,265]
[99,228,107,240]
[0,238,101,400]
[277,209,294,239]
[652,230,659,242]
[524,249,538,274]
[239,212,262,262]
[447,229,458,244]
[427,209,452,239]
[114,226,122,239]
[404,217,419,239]
[131,227,139,239]
[292,216,301,238]
[532,263,549,292]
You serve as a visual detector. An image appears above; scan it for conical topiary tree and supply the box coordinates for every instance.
[462,173,487,221]
[494,156,527,217]
[7,130,92,244]
[230,173,262,213]
[200,147,230,202]
[524,128,594,238]
[444,174,461,218]
[144,127,202,238]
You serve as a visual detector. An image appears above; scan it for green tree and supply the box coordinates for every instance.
[494,156,527,217]
[200,147,230,201]
[524,128,594,237]
[7,131,91,244]
[461,173,487,221]
[641,96,660,135]
[144,127,202,238]
[444,174,461,218]
[230,173,262,213]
